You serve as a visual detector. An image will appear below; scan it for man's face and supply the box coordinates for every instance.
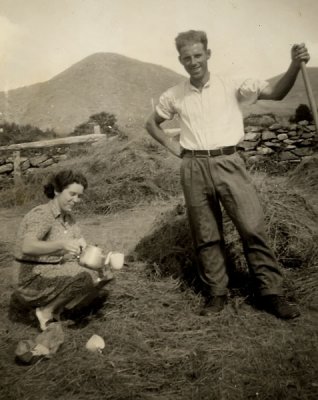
[178,42,211,82]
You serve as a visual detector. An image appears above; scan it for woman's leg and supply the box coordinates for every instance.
[36,272,95,330]
[36,296,68,330]
[63,272,114,311]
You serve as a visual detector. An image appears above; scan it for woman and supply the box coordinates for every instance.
[12,169,109,331]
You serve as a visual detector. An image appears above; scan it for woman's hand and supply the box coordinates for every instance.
[62,239,83,255]
[78,237,87,251]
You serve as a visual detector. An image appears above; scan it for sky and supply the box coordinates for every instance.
[1,0,318,92]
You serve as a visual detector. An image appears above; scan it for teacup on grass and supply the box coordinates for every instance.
[105,251,125,270]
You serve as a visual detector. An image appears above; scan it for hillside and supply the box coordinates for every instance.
[242,67,318,117]
[0,56,317,134]
[0,53,184,134]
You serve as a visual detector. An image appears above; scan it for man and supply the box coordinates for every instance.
[145,30,310,319]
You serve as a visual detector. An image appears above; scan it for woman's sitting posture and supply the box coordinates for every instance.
[12,169,108,330]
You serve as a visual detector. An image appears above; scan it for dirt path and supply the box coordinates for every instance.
[0,200,176,262]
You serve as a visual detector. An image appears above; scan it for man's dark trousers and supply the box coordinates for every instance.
[180,151,283,296]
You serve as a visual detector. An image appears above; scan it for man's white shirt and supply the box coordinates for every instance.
[156,75,268,150]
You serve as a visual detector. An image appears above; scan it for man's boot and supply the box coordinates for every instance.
[200,295,227,316]
[258,295,300,319]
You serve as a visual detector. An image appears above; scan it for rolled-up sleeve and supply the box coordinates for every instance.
[156,89,176,120]
[237,78,269,104]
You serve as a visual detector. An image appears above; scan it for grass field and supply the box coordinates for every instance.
[0,141,317,400]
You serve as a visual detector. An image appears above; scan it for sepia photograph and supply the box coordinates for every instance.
[0,1,317,399]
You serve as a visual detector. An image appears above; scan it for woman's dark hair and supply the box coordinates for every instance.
[44,169,88,199]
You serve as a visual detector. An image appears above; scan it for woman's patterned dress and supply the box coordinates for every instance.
[13,200,98,307]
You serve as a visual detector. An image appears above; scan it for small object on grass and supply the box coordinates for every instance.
[15,339,37,364]
[106,251,125,270]
[32,343,50,357]
[85,334,105,353]
[35,322,65,355]
[15,323,64,364]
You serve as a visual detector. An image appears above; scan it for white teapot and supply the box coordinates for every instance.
[78,245,105,270]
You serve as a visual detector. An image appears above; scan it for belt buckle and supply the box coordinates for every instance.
[207,150,211,157]
[220,147,224,155]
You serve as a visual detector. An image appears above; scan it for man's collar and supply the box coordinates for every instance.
[188,79,211,92]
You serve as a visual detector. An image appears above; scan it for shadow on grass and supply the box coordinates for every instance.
[132,204,254,299]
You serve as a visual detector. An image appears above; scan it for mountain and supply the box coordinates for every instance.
[0,55,317,134]
[242,67,318,117]
[0,53,184,134]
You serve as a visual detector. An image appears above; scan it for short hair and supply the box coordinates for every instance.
[175,30,208,53]
[44,169,88,199]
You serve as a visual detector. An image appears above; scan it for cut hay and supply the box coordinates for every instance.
[1,260,317,400]
[0,137,181,214]
[258,176,317,268]
[0,240,13,267]
[287,154,318,195]
[1,196,317,399]
[134,170,318,295]
[78,138,180,214]
[294,264,318,307]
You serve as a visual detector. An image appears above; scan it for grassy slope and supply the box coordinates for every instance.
[0,143,317,400]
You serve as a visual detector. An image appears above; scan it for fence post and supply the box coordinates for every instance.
[13,150,22,185]
[93,124,101,134]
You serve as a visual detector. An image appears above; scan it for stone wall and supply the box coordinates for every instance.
[0,147,70,179]
[238,120,316,162]
[0,135,110,181]
[0,140,99,186]
[0,121,316,181]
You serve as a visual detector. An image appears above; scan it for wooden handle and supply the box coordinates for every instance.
[300,61,318,142]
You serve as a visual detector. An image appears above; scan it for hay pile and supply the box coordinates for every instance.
[2,262,317,400]
[1,153,318,399]
[78,138,180,214]
[0,240,13,267]
[287,154,318,196]
[134,163,318,294]
[0,137,181,213]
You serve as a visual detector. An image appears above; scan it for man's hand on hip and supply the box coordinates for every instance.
[166,137,182,158]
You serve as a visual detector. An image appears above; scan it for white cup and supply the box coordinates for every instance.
[109,252,125,270]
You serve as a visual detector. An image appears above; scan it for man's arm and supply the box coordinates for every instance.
[259,43,310,101]
[145,111,182,158]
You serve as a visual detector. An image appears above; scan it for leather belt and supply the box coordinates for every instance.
[181,146,237,157]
